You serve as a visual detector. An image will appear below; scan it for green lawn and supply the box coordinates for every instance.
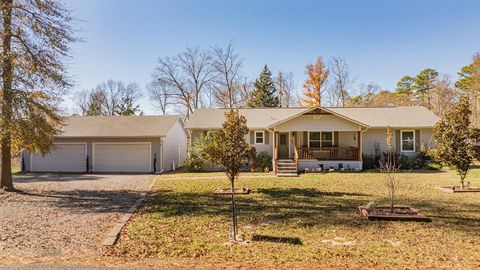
[111,168,480,269]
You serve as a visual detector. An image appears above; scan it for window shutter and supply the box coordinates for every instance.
[415,130,420,151]
[249,131,254,145]
[395,130,401,153]
[264,131,269,144]
[303,132,308,147]
[333,131,339,147]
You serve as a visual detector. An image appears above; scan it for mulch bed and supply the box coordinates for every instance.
[213,187,251,195]
[436,186,480,193]
[358,205,432,222]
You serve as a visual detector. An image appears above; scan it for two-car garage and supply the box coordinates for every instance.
[30,142,153,173]
[23,115,188,173]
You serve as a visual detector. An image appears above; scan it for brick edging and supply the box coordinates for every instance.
[102,176,158,246]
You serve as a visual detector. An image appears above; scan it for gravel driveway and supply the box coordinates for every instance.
[0,174,154,260]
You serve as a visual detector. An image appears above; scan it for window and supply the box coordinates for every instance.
[280,134,287,145]
[255,131,264,144]
[321,132,333,147]
[401,130,415,152]
[308,132,321,147]
[308,132,334,147]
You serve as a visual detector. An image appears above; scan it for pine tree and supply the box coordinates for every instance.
[247,65,279,108]
[413,68,438,107]
[456,53,480,128]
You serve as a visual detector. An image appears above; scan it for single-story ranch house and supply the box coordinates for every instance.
[186,106,439,176]
[22,115,187,173]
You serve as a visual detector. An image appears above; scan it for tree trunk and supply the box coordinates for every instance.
[230,177,237,242]
[0,0,14,190]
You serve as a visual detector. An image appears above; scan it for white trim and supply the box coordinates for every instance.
[92,142,152,172]
[267,106,370,129]
[400,130,415,152]
[30,142,87,173]
[254,131,265,145]
[288,131,291,158]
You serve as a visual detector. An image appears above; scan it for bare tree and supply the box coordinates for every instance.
[275,71,297,107]
[326,56,353,107]
[430,74,459,118]
[154,47,215,118]
[147,79,174,115]
[75,80,143,116]
[211,42,245,108]
[350,82,381,106]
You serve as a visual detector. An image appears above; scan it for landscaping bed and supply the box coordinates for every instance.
[358,205,432,222]
[436,185,480,193]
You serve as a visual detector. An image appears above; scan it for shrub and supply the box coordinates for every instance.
[185,153,205,172]
[252,152,272,172]
[362,154,378,170]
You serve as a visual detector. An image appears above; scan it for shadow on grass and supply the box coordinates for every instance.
[257,188,365,198]
[252,235,303,245]
[140,187,480,235]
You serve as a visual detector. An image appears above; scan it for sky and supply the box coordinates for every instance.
[65,0,480,115]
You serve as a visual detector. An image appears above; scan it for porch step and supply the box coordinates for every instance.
[276,159,298,177]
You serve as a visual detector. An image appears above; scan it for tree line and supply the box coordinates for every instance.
[76,42,480,129]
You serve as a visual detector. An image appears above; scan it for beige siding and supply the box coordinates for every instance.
[362,128,434,156]
[362,129,389,155]
[338,131,357,147]
[162,119,188,171]
[250,129,273,157]
[419,128,434,147]
[275,115,361,132]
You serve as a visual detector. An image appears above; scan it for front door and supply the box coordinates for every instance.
[278,132,289,159]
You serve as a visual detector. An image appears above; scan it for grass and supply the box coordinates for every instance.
[11,166,20,174]
[111,168,480,269]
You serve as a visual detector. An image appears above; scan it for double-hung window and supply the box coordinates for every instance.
[401,130,415,152]
[255,131,264,144]
[308,132,334,147]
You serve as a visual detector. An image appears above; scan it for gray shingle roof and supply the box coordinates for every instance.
[59,115,182,138]
[185,106,439,129]
[185,108,309,129]
[328,106,439,128]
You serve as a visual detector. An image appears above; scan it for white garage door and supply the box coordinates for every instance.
[93,143,151,172]
[31,143,87,172]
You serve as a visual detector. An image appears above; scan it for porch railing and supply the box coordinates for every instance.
[298,147,360,161]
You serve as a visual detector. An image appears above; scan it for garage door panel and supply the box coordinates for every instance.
[31,143,86,172]
[93,143,151,172]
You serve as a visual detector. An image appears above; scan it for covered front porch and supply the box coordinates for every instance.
[269,108,366,176]
[273,130,362,175]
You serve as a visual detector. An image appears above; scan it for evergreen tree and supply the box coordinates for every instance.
[413,68,438,107]
[247,65,280,107]
[395,75,415,95]
[456,53,480,127]
[433,97,480,189]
